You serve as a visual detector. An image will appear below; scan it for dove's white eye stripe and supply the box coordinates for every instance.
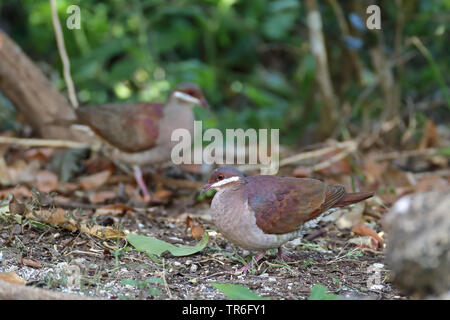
[211,176,240,188]
[173,91,201,105]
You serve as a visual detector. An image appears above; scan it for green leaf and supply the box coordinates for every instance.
[436,147,450,156]
[127,231,209,257]
[148,287,163,296]
[308,284,340,300]
[211,283,269,300]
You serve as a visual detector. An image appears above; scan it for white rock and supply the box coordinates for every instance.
[190,264,198,272]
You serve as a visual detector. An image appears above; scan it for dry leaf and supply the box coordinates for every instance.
[191,224,205,239]
[25,207,124,239]
[0,271,26,285]
[79,170,111,190]
[336,203,365,229]
[24,148,54,162]
[351,222,383,244]
[292,167,311,177]
[415,176,449,193]
[35,170,58,193]
[316,150,352,176]
[26,208,76,230]
[0,186,32,200]
[153,189,172,202]
[9,196,26,215]
[1,160,40,185]
[364,159,387,185]
[419,119,439,149]
[78,224,125,239]
[348,236,379,250]
[88,190,117,204]
[95,203,133,216]
[18,258,42,269]
[185,216,205,239]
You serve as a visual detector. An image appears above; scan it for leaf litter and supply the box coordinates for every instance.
[0,132,449,299]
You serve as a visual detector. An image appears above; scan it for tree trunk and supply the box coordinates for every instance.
[305,0,339,139]
[0,30,82,140]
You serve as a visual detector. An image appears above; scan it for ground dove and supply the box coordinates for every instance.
[75,83,210,199]
[201,167,374,274]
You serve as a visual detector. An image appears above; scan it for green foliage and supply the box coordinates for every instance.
[0,0,448,141]
[211,282,269,300]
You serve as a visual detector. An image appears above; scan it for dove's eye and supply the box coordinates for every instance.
[217,175,224,181]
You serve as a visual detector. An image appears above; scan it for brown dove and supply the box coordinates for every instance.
[75,83,210,199]
[201,167,374,274]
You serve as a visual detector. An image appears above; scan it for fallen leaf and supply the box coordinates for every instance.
[292,167,312,177]
[308,284,340,300]
[415,176,449,193]
[316,150,352,176]
[191,224,205,239]
[153,189,172,203]
[35,170,58,193]
[336,203,365,229]
[25,207,124,239]
[78,224,125,239]
[79,170,111,190]
[26,208,75,229]
[9,196,26,215]
[418,119,439,149]
[0,186,32,200]
[95,204,133,216]
[57,182,79,194]
[127,231,209,257]
[88,190,117,204]
[348,236,379,250]
[364,159,387,185]
[18,258,42,269]
[1,160,40,185]
[24,148,54,162]
[0,271,26,285]
[351,223,383,244]
[211,283,269,300]
[185,216,205,239]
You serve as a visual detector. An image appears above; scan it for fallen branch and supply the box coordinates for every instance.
[279,141,357,167]
[0,136,92,149]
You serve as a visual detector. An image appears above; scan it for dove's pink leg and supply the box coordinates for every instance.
[133,165,151,201]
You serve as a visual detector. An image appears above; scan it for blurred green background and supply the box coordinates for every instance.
[0,0,449,145]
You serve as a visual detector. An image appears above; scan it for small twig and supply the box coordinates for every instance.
[238,141,357,173]
[0,136,91,149]
[280,141,357,167]
[50,0,78,108]
[373,148,439,161]
[161,258,172,298]
[309,146,356,172]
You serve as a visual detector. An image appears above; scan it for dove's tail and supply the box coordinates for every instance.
[333,191,374,207]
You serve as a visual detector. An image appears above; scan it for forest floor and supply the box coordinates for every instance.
[0,202,403,300]
[0,129,448,300]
